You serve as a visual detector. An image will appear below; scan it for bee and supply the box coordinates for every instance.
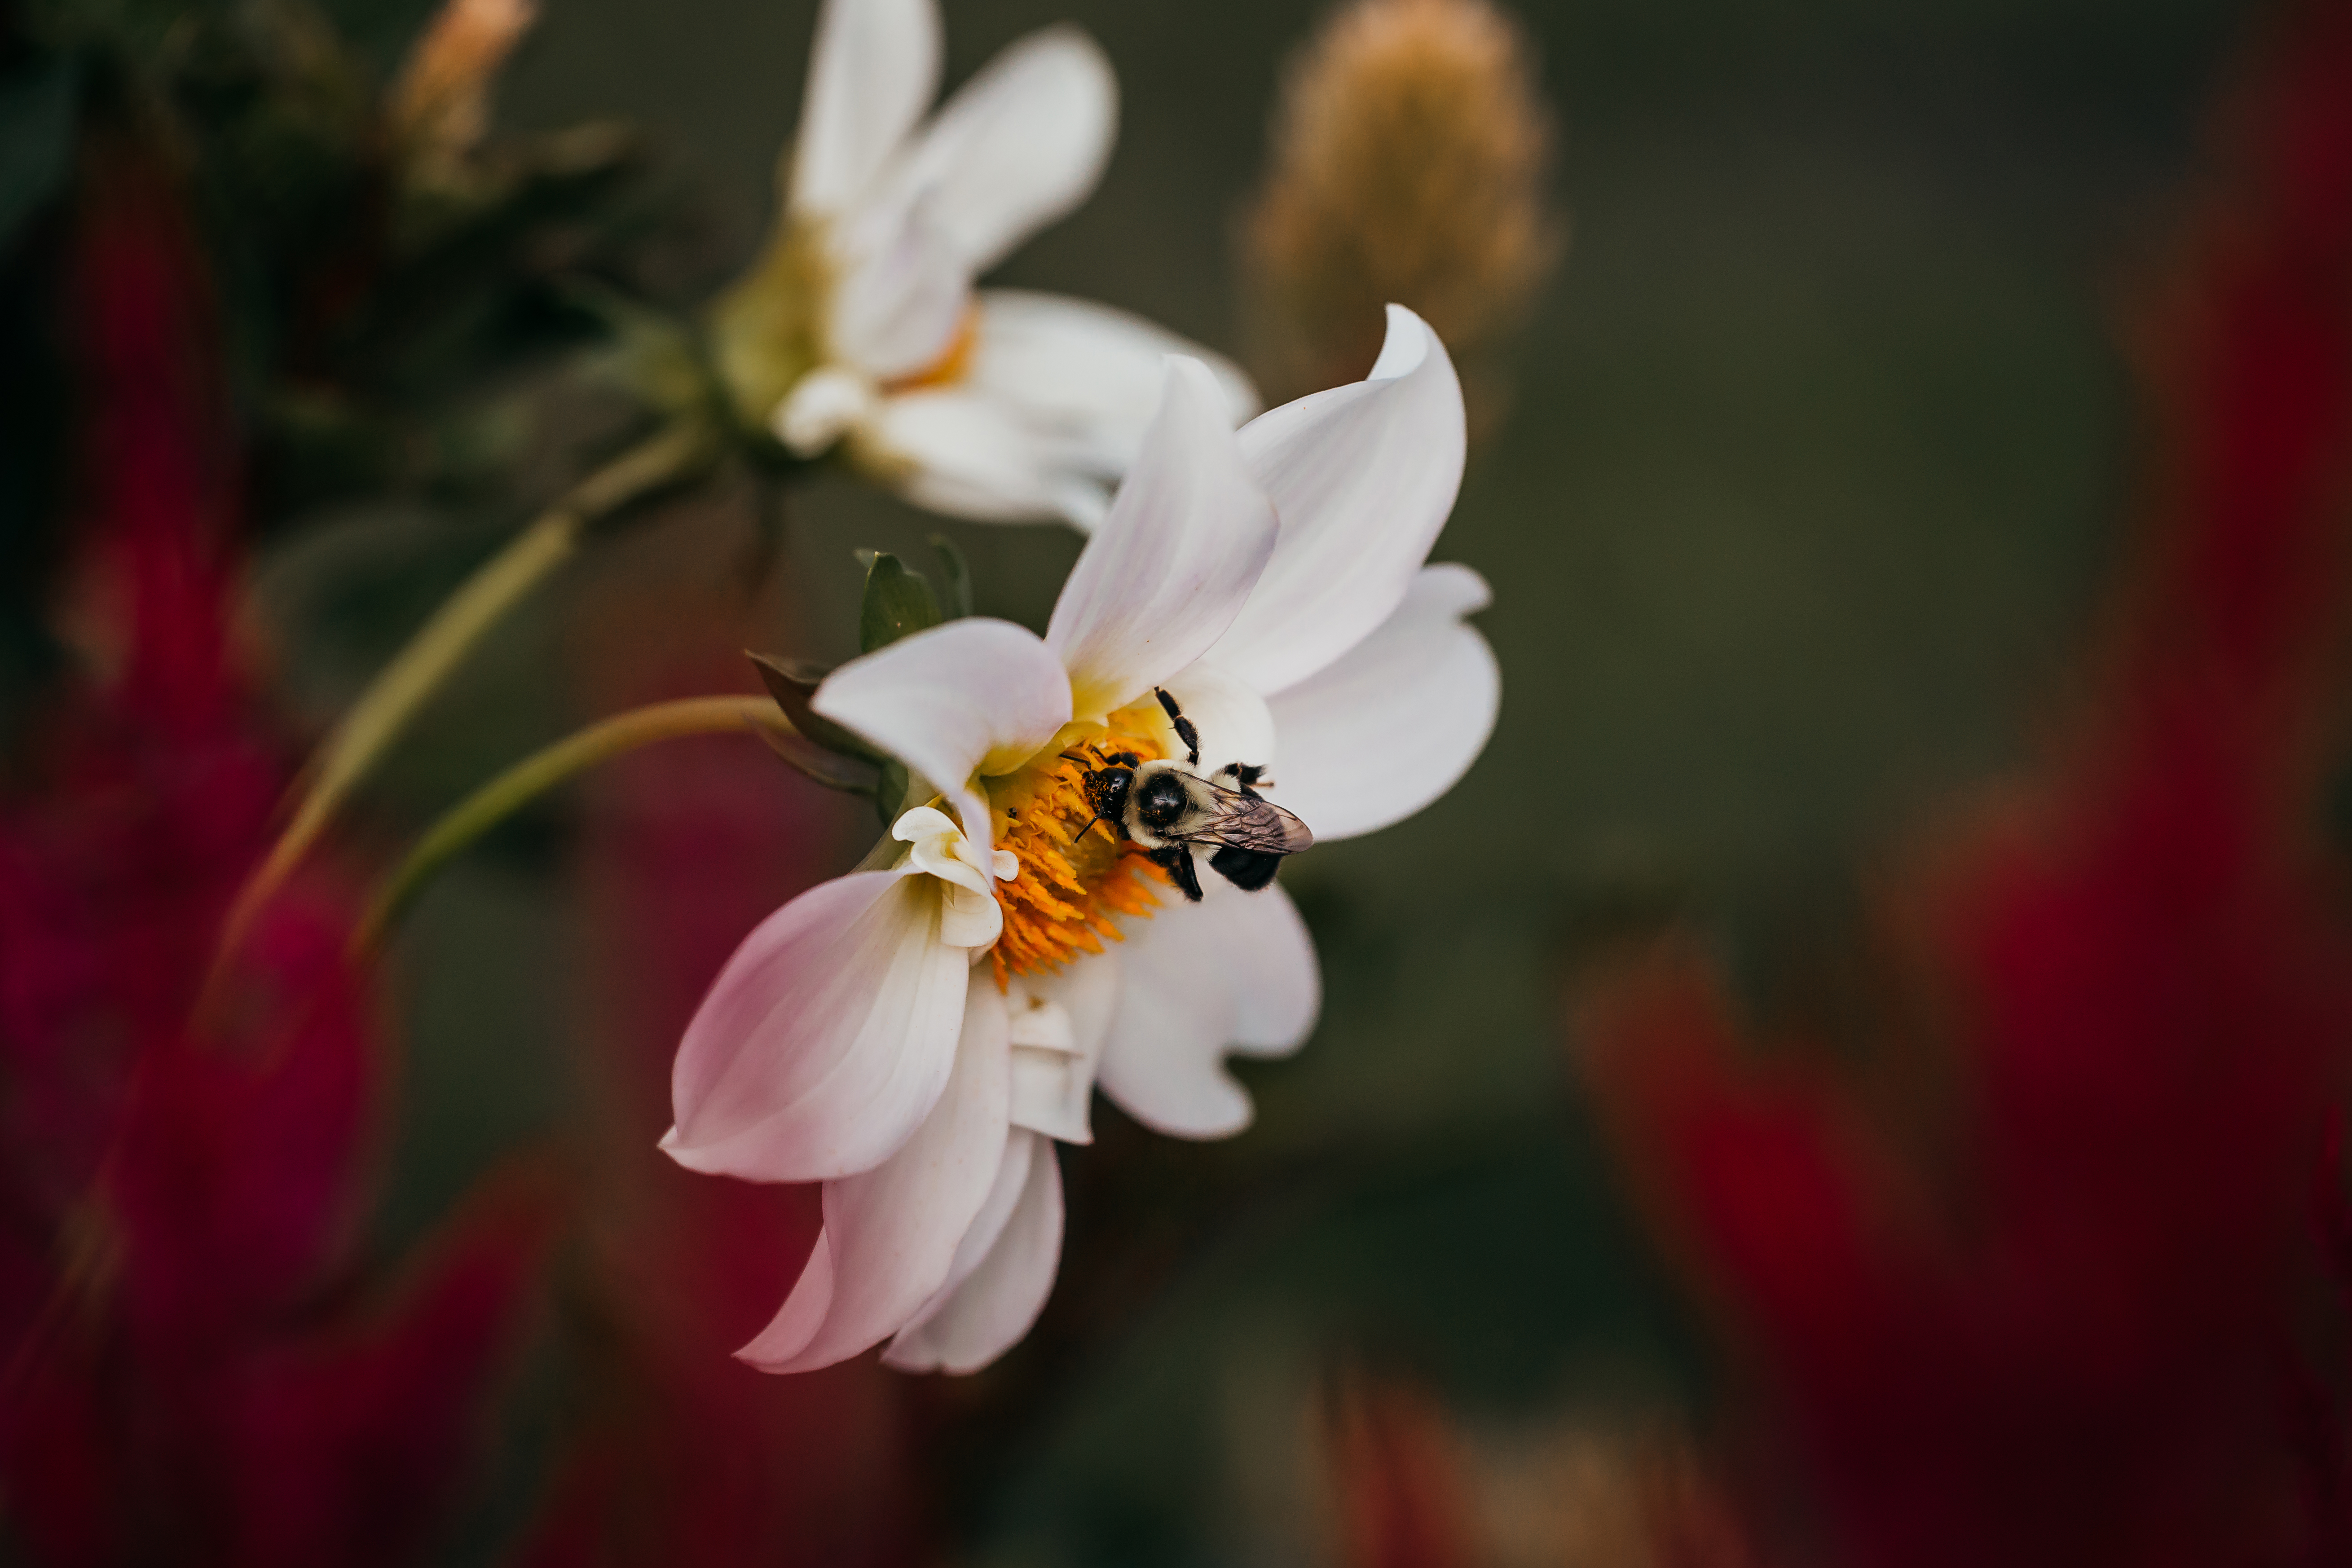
[1068,688,1314,902]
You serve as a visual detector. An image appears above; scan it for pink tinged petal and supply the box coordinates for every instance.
[790,0,941,218]
[1155,661,1275,775]
[880,27,1117,276]
[812,617,1074,840]
[739,984,1015,1373]
[1204,306,1468,695]
[1097,876,1319,1139]
[825,195,969,379]
[1006,954,1118,1144]
[947,1120,1041,1298]
[1045,358,1279,718]
[894,1124,1035,1336]
[883,1129,1065,1373]
[1264,564,1498,841]
[665,869,968,1182]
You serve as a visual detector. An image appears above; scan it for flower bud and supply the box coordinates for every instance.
[385,0,537,183]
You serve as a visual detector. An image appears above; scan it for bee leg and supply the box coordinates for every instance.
[1211,761,1270,800]
[1151,842,1204,902]
[1209,846,1283,891]
[1153,687,1201,767]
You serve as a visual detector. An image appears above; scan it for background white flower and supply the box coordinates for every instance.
[714,0,1259,529]
[667,307,1498,1374]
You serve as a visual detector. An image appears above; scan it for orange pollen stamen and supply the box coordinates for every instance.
[988,724,1168,989]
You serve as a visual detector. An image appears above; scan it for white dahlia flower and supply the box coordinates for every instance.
[712,0,1257,528]
[665,307,1496,1373]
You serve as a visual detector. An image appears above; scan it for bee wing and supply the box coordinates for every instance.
[1172,774,1315,855]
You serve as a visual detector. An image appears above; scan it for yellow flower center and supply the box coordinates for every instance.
[985,711,1171,987]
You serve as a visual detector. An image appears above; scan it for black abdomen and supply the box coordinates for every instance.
[1209,846,1282,891]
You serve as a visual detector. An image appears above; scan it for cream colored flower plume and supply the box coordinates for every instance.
[1242,0,1563,419]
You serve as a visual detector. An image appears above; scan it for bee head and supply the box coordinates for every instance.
[1079,758,1135,828]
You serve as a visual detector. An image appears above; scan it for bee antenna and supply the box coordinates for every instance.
[1058,749,1089,764]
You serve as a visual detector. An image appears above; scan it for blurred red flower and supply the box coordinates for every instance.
[0,131,550,1566]
[1579,4,2352,1564]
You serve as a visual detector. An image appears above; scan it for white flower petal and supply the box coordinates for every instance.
[1006,955,1118,1144]
[1046,358,1278,718]
[894,806,1011,947]
[941,1125,1039,1290]
[1264,564,1497,841]
[665,868,967,1182]
[973,293,1259,446]
[881,27,1115,276]
[775,366,882,456]
[1009,1049,1088,1142]
[882,1128,1064,1373]
[1155,661,1275,775]
[860,296,1260,531]
[813,617,1074,840]
[1033,947,1121,1061]
[1097,876,1319,1139]
[1203,306,1467,694]
[1006,992,1076,1053]
[892,1123,1033,1336]
[859,387,1095,524]
[961,291,1259,530]
[938,884,1002,949]
[739,983,1014,1372]
[824,196,969,380]
[895,806,984,892]
[789,0,941,219]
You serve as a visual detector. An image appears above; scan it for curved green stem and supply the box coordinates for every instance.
[225,418,724,962]
[355,695,793,950]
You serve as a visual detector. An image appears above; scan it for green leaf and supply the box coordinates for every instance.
[746,651,878,760]
[930,534,974,618]
[754,727,881,794]
[857,551,941,653]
